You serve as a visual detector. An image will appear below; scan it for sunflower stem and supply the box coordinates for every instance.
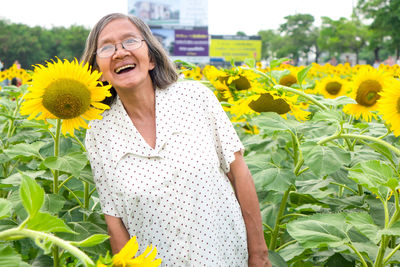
[57,175,74,191]
[0,228,94,267]
[329,181,358,195]
[274,84,328,111]
[318,133,400,157]
[269,187,291,250]
[83,181,90,221]
[246,68,328,110]
[72,135,86,152]
[53,119,62,194]
[347,242,368,267]
[53,246,60,267]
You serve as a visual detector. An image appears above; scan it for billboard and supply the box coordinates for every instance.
[210,35,262,62]
[128,0,209,61]
[128,0,208,27]
[174,29,208,57]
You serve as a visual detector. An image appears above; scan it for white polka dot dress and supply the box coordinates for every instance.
[85,81,248,266]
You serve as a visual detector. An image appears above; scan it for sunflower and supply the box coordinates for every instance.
[343,67,393,122]
[278,71,298,87]
[378,79,400,136]
[315,75,348,99]
[0,71,6,82]
[112,236,161,267]
[20,58,111,136]
[228,90,310,122]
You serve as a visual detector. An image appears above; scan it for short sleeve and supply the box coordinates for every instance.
[85,128,121,217]
[202,84,244,173]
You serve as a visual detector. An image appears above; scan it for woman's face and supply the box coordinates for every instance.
[96,18,155,92]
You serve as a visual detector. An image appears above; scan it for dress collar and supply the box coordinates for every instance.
[108,86,179,166]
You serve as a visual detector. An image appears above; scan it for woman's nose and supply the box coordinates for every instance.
[113,43,129,58]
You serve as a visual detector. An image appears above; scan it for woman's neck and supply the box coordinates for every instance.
[117,83,156,120]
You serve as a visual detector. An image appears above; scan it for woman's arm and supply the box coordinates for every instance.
[227,151,272,267]
[104,214,131,255]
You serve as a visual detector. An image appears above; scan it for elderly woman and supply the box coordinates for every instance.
[81,13,271,266]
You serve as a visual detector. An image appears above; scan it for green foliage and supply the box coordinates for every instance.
[0,20,89,68]
[20,175,44,218]
[0,87,108,266]
[234,63,400,265]
[277,14,317,64]
[358,0,400,58]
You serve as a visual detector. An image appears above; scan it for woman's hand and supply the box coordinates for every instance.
[249,250,272,267]
[104,214,130,254]
[227,151,272,267]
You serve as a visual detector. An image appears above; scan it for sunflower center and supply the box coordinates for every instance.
[326,81,342,95]
[397,98,400,114]
[279,74,297,87]
[218,75,251,90]
[355,79,382,107]
[248,93,291,114]
[42,79,91,119]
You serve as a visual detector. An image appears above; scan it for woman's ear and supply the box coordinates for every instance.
[149,60,156,71]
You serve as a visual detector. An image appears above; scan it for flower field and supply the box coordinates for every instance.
[1,57,400,266]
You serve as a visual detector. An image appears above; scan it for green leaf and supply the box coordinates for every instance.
[246,155,296,192]
[244,58,256,68]
[368,142,395,164]
[0,199,12,220]
[352,242,378,261]
[70,234,110,247]
[345,212,380,243]
[253,164,296,192]
[76,165,95,184]
[26,212,75,233]
[0,245,24,267]
[287,213,350,248]
[268,250,288,267]
[311,110,342,124]
[20,175,44,218]
[42,152,88,176]
[348,160,395,196]
[326,253,356,267]
[1,170,46,186]
[378,221,400,237]
[34,237,53,254]
[19,119,49,129]
[42,194,66,214]
[277,242,307,262]
[252,112,299,134]
[270,58,290,69]
[3,141,45,160]
[301,142,351,176]
[173,59,197,70]
[297,65,312,85]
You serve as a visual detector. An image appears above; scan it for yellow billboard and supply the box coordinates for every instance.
[210,35,262,62]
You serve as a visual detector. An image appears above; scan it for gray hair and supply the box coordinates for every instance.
[81,13,178,104]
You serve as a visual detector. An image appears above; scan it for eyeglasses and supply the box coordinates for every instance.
[96,37,145,58]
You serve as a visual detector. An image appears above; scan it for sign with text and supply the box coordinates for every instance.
[210,35,262,62]
[128,0,208,27]
[174,29,209,56]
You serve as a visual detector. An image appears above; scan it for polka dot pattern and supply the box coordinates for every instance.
[85,81,247,266]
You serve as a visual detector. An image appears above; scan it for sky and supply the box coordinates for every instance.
[0,0,355,35]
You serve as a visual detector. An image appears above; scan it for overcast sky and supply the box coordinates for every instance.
[0,0,355,35]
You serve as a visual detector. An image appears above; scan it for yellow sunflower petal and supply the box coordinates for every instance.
[20,58,110,135]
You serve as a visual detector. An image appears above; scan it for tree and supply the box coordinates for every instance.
[338,18,368,64]
[236,31,246,36]
[278,14,317,65]
[258,29,279,60]
[318,17,368,64]
[357,0,400,59]
[0,20,89,69]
